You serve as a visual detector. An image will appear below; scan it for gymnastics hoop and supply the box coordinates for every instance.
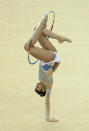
[28,10,55,65]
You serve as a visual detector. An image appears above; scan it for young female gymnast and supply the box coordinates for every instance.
[24,15,71,122]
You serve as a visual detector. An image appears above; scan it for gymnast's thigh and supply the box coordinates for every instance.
[29,46,55,63]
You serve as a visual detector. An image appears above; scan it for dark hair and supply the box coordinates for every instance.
[35,88,46,97]
[35,82,46,97]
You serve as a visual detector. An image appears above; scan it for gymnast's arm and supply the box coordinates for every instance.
[42,29,72,43]
[52,62,60,72]
[45,92,50,121]
[45,87,58,122]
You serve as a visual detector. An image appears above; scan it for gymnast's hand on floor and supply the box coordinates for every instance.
[46,117,59,122]
[58,37,72,43]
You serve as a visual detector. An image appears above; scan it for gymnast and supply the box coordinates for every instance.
[24,14,72,122]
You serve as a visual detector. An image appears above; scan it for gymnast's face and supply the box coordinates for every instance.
[35,82,46,97]
[36,82,45,92]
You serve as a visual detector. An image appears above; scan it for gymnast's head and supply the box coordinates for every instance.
[35,82,46,97]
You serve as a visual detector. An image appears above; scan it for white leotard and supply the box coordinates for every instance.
[40,52,61,69]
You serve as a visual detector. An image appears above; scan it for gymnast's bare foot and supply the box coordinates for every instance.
[58,37,72,43]
[46,117,59,122]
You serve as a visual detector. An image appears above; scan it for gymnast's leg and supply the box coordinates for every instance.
[42,29,72,43]
[29,46,55,63]
[24,15,48,51]
[24,29,56,62]
[38,35,57,52]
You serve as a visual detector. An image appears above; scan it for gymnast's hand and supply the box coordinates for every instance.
[58,37,72,43]
[46,117,59,122]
